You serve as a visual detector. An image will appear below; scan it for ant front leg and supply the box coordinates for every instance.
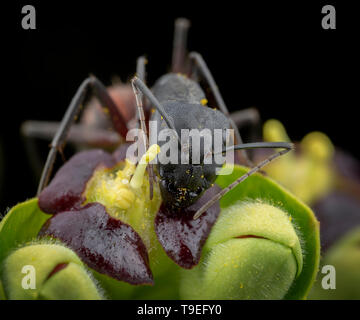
[37,76,128,195]
[133,56,148,126]
[131,77,179,137]
[188,52,253,167]
[133,56,155,199]
[131,76,183,199]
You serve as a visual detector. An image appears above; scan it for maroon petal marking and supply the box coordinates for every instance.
[155,185,221,269]
[39,203,153,285]
[38,149,115,214]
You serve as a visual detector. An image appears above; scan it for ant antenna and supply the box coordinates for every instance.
[131,77,181,145]
[193,142,294,220]
[134,56,155,199]
[218,141,293,154]
[172,18,191,74]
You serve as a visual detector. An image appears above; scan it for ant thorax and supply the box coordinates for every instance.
[151,73,206,105]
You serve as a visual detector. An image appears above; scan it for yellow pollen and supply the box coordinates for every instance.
[97,178,136,210]
[200,98,208,106]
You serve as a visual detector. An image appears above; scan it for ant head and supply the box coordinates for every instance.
[158,163,218,209]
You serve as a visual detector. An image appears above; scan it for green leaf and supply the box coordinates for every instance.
[215,165,320,300]
[0,198,50,265]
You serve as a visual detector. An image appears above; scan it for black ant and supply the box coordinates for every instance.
[34,18,293,221]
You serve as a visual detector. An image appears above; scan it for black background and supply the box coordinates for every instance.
[0,1,358,212]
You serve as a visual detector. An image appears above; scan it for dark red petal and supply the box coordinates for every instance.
[39,203,153,285]
[38,149,115,214]
[155,185,221,269]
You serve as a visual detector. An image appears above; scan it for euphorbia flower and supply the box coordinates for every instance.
[261,119,360,251]
[0,157,320,300]
[37,144,221,285]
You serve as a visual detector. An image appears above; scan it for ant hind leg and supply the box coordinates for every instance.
[171,18,191,74]
[37,76,127,195]
[188,52,253,167]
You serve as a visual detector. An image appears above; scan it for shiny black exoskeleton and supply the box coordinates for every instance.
[150,73,230,209]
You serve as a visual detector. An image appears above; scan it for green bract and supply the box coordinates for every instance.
[0,165,320,300]
[180,165,320,300]
[0,199,103,300]
[1,243,103,300]
[179,202,302,299]
[0,198,49,265]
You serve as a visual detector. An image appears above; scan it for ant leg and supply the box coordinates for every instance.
[230,108,262,160]
[189,52,253,167]
[193,142,294,219]
[37,76,128,194]
[131,77,180,144]
[21,134,44,179]
[22,121,121,148]
[132,56,148,126]
[171,18,191,74]
[136,56,147,83]
[133,56,155,199]
[22,121,121,181]
[220,141,293,154]
[230,108,260,129]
